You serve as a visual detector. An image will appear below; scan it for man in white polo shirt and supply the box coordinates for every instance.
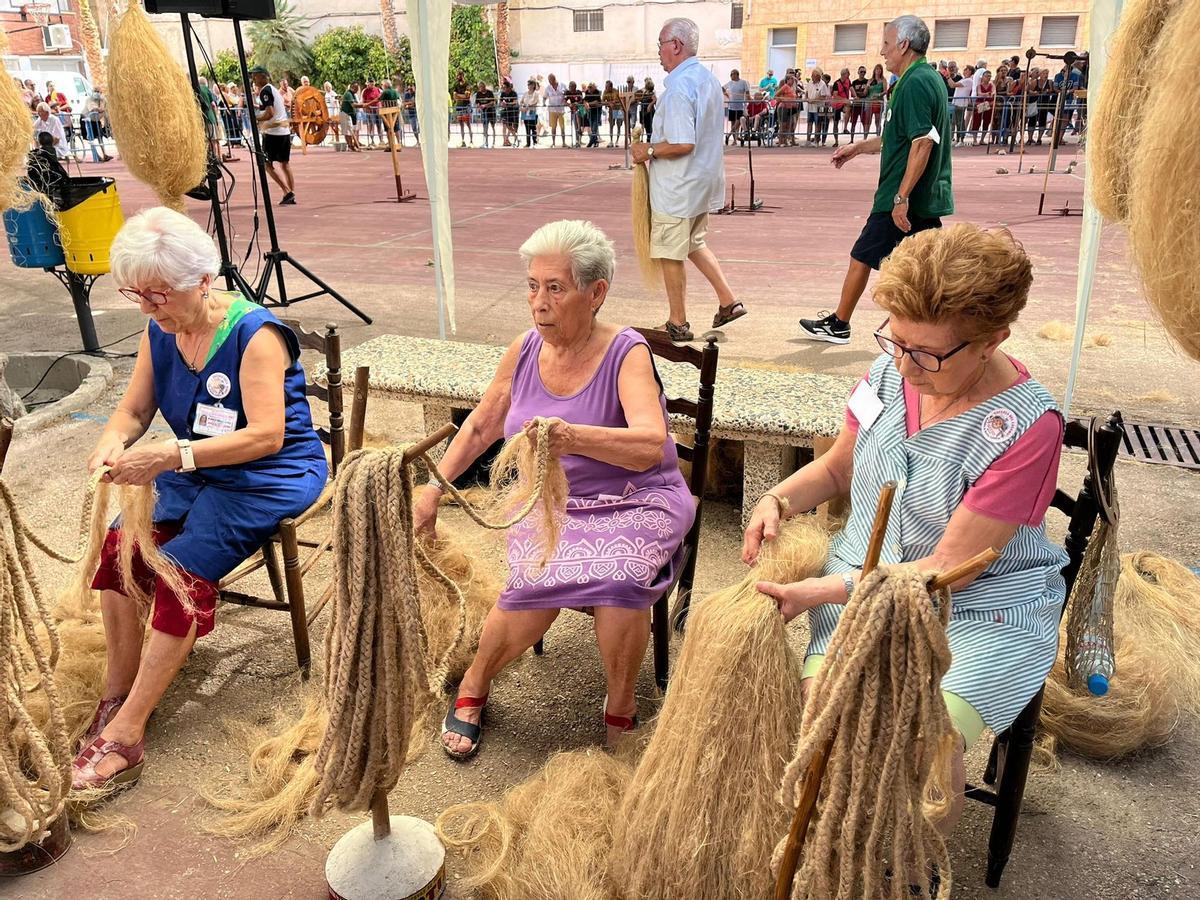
[543,73,567,148]
[632,17,746,343]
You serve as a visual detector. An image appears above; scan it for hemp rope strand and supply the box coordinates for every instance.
[776,565,956,899]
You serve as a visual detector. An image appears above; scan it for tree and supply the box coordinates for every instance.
[494,2,511,82]
[378,0,400,57]
[204,49,243,88]
[449,5,497,88]
[246,0,313,82]
[311,26,406,93]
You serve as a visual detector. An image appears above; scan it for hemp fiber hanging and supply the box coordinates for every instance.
[0,30,40,215]
[630,126,660,289]
[776,565,956,900]
[106,0,207,212]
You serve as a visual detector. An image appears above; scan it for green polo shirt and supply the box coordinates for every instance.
[341,90,356,117]
[872,58,953,219]
[380,87,400,105]
[198,84,217,124]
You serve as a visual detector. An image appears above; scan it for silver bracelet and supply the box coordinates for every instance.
[841,572,856,600]
[426,475,446,492]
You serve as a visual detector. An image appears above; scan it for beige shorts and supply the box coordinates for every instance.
[650,211,708,261]
[339,112,354,133]
[549,110,565,129]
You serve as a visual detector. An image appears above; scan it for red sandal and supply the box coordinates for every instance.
[603,695,639,736]
[79,696,127,751]
[442,692,488,761]
[71,734,145,791]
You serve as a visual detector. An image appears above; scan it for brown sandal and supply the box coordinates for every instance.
[713,301,749,328]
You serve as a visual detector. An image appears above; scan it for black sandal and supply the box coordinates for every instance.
[441,691,488,760]
[712,301,749,328]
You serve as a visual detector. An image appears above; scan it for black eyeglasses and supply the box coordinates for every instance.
[874,318,972,372]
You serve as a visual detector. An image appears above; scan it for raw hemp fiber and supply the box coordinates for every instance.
[106,0,207,211]
[1124,0,1200,359]
[776,564,956,900]
[0,30,43,215]
[630,125,661,289]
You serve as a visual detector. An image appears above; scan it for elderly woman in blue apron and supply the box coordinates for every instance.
[71,207,327,790]
[744,224,1067,836]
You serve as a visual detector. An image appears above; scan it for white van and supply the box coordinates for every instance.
[4,66,93,111]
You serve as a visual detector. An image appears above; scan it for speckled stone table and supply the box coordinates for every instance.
[332,334,855,526]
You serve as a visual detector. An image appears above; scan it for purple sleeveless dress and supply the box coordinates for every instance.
[498,327,696,612]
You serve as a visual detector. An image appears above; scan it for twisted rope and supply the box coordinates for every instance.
[776,565,957,899]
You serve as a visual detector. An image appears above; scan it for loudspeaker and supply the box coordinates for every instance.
[144,0,276,21]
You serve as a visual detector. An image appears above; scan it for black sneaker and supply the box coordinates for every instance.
[798,311,850,344]
[663,320,694,343]
[280,192,296,205]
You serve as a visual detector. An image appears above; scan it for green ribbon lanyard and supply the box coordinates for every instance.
[881,56,926,150]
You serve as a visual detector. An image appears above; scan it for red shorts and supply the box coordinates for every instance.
[90,526,220,638]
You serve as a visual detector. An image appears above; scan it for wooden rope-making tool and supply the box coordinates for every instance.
[773,480,1000,900]
[377,107,418,204]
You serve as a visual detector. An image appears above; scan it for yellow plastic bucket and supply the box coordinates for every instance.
[58,177,124,276]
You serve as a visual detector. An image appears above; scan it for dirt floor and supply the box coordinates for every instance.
[2,138,1199,899]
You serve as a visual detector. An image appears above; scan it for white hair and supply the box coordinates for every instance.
[519,220,615,289]
[36,102,49,113]
[661,17,700,56]
[889,15,931,54]
[110,207,221,291]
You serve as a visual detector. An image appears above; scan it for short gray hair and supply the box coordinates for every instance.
[661,17,700,56]
[519,220,616,289]
[110,206,221,291]
[889,15,931,54]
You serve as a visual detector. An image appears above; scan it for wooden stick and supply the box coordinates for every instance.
[402,423,457,467]
[929,547,999,591]
[348,366,369,453]
[371,788,390,840]
[774,480,897,900]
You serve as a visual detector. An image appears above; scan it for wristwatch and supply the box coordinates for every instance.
[841,572,856,599]
[646,145,656,159]
[893,193,908,206]
[176,439,196,473]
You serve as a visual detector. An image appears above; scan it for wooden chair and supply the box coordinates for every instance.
[217,322,370,677]
[0,416,13,475]
[533,329,719,692]
[965,410,1125,886]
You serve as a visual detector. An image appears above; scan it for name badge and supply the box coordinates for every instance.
[848,380,884,433]
[193,403,238,437]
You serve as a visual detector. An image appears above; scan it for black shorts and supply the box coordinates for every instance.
[263,132,292,164]
[727,109,744,122]
[850,211,942,270]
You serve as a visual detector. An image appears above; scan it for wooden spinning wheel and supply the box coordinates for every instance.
[291,85,329,150]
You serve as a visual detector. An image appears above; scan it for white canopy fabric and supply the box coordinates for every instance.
[407,0,455,337]
[1064,0,1124,415]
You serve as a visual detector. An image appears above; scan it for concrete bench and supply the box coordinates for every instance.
[336,334,855,525]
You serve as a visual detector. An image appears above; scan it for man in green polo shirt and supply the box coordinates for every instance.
[379,78,401,144]
[340,81,361,152]
[196,75,220,162]
[799,14,953,344]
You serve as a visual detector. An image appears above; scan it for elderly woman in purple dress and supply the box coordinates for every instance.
[415,220,695,759]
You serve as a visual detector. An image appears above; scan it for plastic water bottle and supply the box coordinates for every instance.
[1072,631,1114,696]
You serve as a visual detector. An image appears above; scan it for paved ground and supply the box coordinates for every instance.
[2,138,1199,899]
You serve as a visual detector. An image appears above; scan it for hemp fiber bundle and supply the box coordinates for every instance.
[776,565,956,900]
[1087,0,1178,222]
[0,30,38,214]
[630,125,660,289]
[1125,0,1200,359]
[610,519,828,900]
[437,749,634,900]
[1040,551,1200,758]
[106,0,207,211]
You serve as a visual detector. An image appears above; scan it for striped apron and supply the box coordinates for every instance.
[810,353,1068,733]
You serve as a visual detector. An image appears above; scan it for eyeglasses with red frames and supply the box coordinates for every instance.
[873,318,972,373]
[119,287,171,306]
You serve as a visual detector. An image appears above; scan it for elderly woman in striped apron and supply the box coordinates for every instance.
[744,223,1067,836]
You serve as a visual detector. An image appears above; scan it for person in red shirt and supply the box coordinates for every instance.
[745,91,768,142]
[830,68,854,148]
[45,81,67,107]
[361,78,383,147]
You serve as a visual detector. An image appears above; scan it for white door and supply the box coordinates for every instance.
[768,46,795,76]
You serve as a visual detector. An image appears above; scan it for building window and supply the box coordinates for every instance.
[572,9,603,33]
[833,23,867,54]
[1040,15,1078,47]
[933,19,969,50]
[731,2,744,30]
[986,17,1024,48]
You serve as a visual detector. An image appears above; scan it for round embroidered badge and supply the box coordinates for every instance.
[981,409,1018,443]
[206,372,232,399]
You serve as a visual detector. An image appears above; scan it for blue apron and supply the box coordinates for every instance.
[809,353,1068,733]
[144,302,327,582]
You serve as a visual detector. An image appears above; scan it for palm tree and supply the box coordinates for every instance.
[379,0,400,57]
[77,0,107,90]
[246,0,313,81]
[494,2,511,81]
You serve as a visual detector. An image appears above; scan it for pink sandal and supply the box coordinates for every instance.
[79,696,126,751]
[71,734,145,791]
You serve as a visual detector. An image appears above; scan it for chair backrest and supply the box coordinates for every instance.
[0,416,13,476]
[1049,411,1125,602]
[280,320,369,472]
[633,328,719,500]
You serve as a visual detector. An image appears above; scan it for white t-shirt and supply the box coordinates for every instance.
[724,78,750,110]
[803,80,830,112]
[544,82,565,112]
[257,83,291,136]
[648,56,725,219]
[953,78,973,108]
[34,115,68,158]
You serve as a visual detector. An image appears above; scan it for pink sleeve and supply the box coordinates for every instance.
[962,412,1064,526]
[843,373,870,434]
